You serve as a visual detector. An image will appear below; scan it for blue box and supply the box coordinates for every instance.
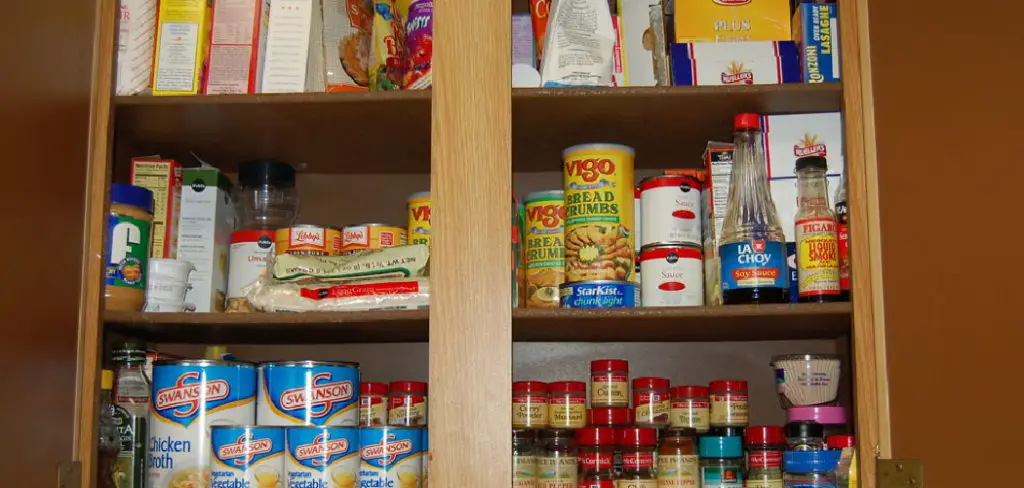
[787,242,799,303]
[669,41,801,86]
[793,2,840,83]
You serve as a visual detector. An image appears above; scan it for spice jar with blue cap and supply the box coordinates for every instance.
[105,183,154,311]
[783,450,842,487]
[699,436,743,487]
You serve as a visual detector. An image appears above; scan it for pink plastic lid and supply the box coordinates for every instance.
[787,406,847,425]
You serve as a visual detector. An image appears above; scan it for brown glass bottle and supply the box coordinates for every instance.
[577,427,617,488]
[658,428,699,487]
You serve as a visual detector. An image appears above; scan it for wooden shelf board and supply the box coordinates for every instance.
[105,302,849,344]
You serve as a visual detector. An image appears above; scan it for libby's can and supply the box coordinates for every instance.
[210,426,285,487]
[275,225,343,256]
[286,426,360,488]
[257,361,360,426]
[148,360,256,488]
[407,192,431,248]
[524,190,565,308]
[360,427,424,488]
[639,174,703,247]
[342,223,408,254]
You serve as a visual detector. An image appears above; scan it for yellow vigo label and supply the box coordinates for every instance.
[673,0,792,43]
[563,144,635,283]
[525,191,565,308]
[407,192,431,248]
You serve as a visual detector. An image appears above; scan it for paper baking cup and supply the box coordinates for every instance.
[148,258,195,282]
[771,354,841,407]
[146,279,191,303]
[144,298,196,313]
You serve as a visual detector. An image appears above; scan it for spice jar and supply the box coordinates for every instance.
[785,422,824,451]
[588,407,632,477]
[709,380,749,427]
[670,385,710,433]
[618,427,657,487]
[513,428,539,487]
[658,428,699,487]
[783,451,841,487]
[106,184,155,311]
[388,381,428,427]
[745,426,785,488]
[577,427,616,488]
[787,406,847,440]
[632,377,670,428]
[700,436,744,487]
[538,429,578,488]
[513,381,550,429]
[360,382,389,427]
[590,359,629,408]
[549,381,587,429]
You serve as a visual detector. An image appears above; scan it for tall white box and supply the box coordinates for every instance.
[178,168,234,312]
[259,0,326,93]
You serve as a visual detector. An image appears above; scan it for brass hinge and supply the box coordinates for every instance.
[878,458,924,488]
[57,461,82,488]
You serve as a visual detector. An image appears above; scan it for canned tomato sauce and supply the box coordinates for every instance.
[562,143,635,283]
[257,361,360,426]
[639,244,704,307]
[639,174,703,247]
[286,426,360,488]
[408,192,431,248]
[342,223,408,254]
[275,225,343,256]
[360,427,424,487]
[148,360,256,488]
[524,190,566,308]
[210,426,285,487]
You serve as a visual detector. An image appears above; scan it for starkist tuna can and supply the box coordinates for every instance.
[560,280,638,308]
[257,361,360,426]
[639,244,704,307]
[148,360,256,488]
[286,426,360,488]
[210,426,285,488]
[360,427,424,488]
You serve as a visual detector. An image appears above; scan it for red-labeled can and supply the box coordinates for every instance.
[360,381,389,427]
[388,381,427,427]
[639,174,703,247]
[639,244,704,307]
[512,380,549,429]
[590,359,629,408]
[633,377,670,427]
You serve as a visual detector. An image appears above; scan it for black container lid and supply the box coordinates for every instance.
[238,159,296,188]
[785,421,825,438]
[795,155,828,172]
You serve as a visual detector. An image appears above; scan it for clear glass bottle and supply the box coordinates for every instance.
[794,155,841,302]
[834,172,850,301]
[97,369,119,488]
[538,429,578,488]
[829,436,858,488]
[658,428,700,487]
[234,159,299,230]
[745,426,785,488]
[617,427,657,487]
[577,427,617,488]
[699,436,744,487]
[514,429,539,487]
[783,451,839,487]
[111,343,150,488]
[785,422,825,451]
[719,113,789,304]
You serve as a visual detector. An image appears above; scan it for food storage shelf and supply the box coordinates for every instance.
[105,302,849,344]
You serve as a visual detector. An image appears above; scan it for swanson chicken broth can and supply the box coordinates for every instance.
[148,360,256,488]
[562,144,635,284]
[407,192,431,248]
[639,174,703,247]
[275,225,343,256]
[342,223,408,254]
[524,190,566,308]
[360,427,424,488]
[257,361,360,426]
[210,426,286,488]
[286,426,360,488]
[639,244,704,307]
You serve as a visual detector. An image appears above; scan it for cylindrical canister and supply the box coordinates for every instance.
[639,174,703,247]
[639,244,705,307]
[360,426,424,487]
[257,361,360,426]
[210,426,286,487]
[285,426,360,488]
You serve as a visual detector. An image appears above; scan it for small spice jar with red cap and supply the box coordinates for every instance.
[590,359,630,408]
[359,381,389,427]
[709,379,749,427]
[588,406,633,477]
[828,435,855,450]
[618,427,658,487]
[671,385,710,433]
[633,377,670,427]
[745,426,785,488]
[388,380,428,427]
[576,427,617,487]
[512,381,549,429]
[549,381,587,429]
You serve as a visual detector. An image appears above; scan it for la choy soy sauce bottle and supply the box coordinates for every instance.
[719,113,789,304]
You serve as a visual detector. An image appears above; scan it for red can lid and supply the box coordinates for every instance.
[361,382,389,396]
[828,435,856,449]
[591,359,629,372]
[589,407,631,427]
[671,385,710,398]
[512,381,548,393]
[633,377,670,390]
[618,427,658,446]
[575,427,616,446]
[745,425,785,445]
[709,380,748,392]
[549,381,586,393]
[734,113,761,130]
[389,381,428,394]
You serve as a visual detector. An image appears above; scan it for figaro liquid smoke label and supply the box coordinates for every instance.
[286,427,360,488]
[258,362,360,426]
[360,427,423,488]
[210,426,285,488]
[795,217,839,298]
[719,240,787,291]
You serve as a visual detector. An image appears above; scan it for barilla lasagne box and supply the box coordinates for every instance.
[670,41,800,86]
[152,0,212,95]
[177,167,234,312]
[323,0,373,91]
[674,0,792,43]
[130,158,182,259]
[116,0,158,95]
[793,1,839,83]
[204,0,271,94]
[259,0,326,93]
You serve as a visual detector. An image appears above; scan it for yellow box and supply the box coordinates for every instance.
[152,0,212,95]
[674,0,792,43]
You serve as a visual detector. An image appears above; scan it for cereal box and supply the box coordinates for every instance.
[369,0,404,91]
[152,0,212,96]
[130,158,182,259]
[793,1,840,83]
[512,13,535,67]
[402,0,432,89]
[204,0,270,94]
[616,0,657,87]
[259,0,326,93]
[669,41,799,86]
[673,0,791,43]
[178,167,234,312]
[116,0,158,96]
[322,0,373,91]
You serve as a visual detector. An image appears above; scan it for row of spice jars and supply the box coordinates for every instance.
[359,380,428,427]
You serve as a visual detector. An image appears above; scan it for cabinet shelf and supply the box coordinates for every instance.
[105,302,849,344]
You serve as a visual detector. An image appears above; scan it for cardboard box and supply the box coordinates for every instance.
[674,0,792,43]
[670,41,799,86]
[761,111,844,179]
[259,0,326,93]
[616,0,657,87]
[130,158,182,259]
[116,0,158,95]
[152,0,212,95]
[512,13,535,68]
[323,0,373,91]
[702,142,734,306]
[204,0,270,94]
[793,2,840,83]
[177,168,234,312]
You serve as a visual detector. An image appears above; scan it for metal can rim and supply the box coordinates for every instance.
[259,360,360,368]
[210,425,285,431]
[561,143,636,159]
[560,280,635,289]
[524,190,565,203]
[344,223,405,229]
[153,359,256,367]
[638,174,704,190]
[407,191,431,201]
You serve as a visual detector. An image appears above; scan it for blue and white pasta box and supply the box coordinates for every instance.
[793,2,840,83]
[669,41,801,86]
